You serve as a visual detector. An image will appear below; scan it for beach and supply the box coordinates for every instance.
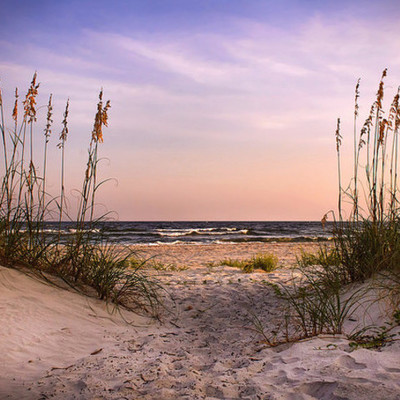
[3,3,400,398]
[132,241,321,269]
[1,241,400,399]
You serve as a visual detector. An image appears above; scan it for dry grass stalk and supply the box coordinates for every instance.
[0,74,159,314]
[58,100,69,225]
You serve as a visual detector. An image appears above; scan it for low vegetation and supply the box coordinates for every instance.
[0,74,160,314]
[264,70,400,347]
[214,253,278,273]
[147,261,188,272]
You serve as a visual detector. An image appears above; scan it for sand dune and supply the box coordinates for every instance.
[1,243,400,399]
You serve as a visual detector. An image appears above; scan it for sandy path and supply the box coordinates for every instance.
[1,242,400,399]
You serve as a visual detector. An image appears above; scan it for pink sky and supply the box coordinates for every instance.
[1,0,400,220]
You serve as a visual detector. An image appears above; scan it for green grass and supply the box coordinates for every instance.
[297,245,341,269]
[217,253,278,273]
[147,260,188,272]
[268,266,366,339]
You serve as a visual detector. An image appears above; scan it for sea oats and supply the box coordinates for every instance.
[12,88,18,123]
[321,214,328,229]
[376,68,387,109]
[335,118,341,152]
[23,72,40,123]
[92,90,111,144]
[44,94,53,142]
[358,104,375,151]
[58,99,69,148]
[378,118,388,145]
[395,87,400,132]
[354,78,360,117]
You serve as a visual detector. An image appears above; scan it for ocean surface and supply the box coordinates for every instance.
[49,221,333,245]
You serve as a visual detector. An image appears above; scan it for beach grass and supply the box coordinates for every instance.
[214,252,278,273]
[148,261,189,272]
[267,70,400,344]
[331,69,400,283]
[0,74,160,314]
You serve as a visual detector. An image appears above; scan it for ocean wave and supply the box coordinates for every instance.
[154,240,203,245]
[42,228,64,234]
[156,228,248,237]
[33,221,332,245]
[215,236,332,243]
[68,228,101,234]
[9,227,102,237]
[141,236,332,246]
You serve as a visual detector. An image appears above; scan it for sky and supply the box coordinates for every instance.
[1,0,400,220]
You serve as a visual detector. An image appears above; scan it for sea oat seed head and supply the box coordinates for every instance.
[386,92,399,133]
[58,99,69,148]
[378,119,388,145]
[376,68,388,110]
[335,118,342,152]
[359,104,376,150]
[12,88,18,123]
[321,214,328,229]
[395,87,400,132]
[23,72,40,123]
[358,137,366,151]
[27,160,36,187]
[92,89,110,143]
[44,94,53,141]
[354,78,360,117]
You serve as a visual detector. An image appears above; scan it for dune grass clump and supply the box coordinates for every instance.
[80,245,160,313]
[263,70,400,344]
[331,69,400,283]
[217,253,278,273]
[268,268,365,339]
[0,74,160,314]
[303,69,400,288]
[297,245,341,269]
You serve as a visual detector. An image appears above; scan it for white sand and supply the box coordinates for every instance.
[1,243,400,399]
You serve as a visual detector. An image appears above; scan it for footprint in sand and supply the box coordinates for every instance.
[334,354,367,370]
[299,381,340,400]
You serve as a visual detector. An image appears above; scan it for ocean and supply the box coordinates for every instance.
[48,221,333,245]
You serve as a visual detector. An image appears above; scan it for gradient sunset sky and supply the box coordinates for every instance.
[1,0,400,220]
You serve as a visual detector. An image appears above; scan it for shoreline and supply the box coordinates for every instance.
[130,241,325,270]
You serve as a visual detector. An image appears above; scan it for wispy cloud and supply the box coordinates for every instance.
[2,5,400,219]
